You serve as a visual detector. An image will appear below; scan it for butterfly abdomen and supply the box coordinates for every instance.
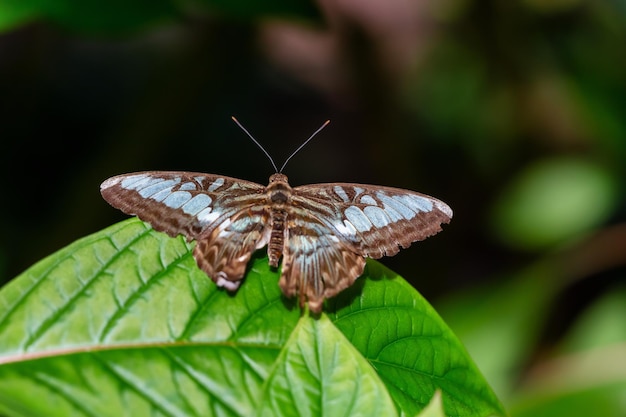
[266,173,294,267]
[268,208,287,267]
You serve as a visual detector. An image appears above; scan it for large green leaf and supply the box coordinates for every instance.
[0,218,504,417]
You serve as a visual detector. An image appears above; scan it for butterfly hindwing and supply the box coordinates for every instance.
[193,208,271,291]
[280,213,366,312]
[293,183,453,259]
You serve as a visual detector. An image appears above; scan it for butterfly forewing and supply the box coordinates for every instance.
[292,183,453,259]
[100,171,266,239]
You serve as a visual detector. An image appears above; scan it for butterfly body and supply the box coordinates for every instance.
[101,171,452,312]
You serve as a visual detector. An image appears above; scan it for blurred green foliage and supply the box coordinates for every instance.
[0,0,625,416]
[491,156,618,250]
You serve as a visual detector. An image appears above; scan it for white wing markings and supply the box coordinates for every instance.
[331,189,432,236]
[125,176,152,190]
[162,191,192,209]
[119,174,149,189]
[207,177,225,192]
[379,202,404,222]
[359,194,377,205]
[215,274,240,290]
[138,179,180,198]
[181,194,213,215]
[334,220,358,237]
[363,205,392,228]
[216,218,232,238]
[399,194,433,213]
[198,208,219,224]
[377,192,419,220]
[150,188,174,202]
[333,185,350,202]
[179,182,198,191]
[344,206,374,232]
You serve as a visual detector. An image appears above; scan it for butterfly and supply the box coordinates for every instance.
[100,118,452,313]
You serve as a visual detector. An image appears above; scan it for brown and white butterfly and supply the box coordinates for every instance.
[100,119,452,313]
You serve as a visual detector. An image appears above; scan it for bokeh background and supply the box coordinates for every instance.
[1,1,625,415]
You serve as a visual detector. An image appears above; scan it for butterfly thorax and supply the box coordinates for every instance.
[266,173,292,267]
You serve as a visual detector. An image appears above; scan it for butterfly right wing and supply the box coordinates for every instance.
[100,171,271,290]
[293,182,453,259]
[279,182,452,312]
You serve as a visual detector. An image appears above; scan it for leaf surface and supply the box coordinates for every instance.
[0,218,505,417]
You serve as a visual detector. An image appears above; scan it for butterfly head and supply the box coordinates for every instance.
[269,173,289,184]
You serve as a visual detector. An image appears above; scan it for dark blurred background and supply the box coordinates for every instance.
[1,1,625,415]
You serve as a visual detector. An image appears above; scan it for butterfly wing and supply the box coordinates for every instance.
[279,213,366,313]
[100,171,270,290]
[280,182,452,312]
[293,183,453,259]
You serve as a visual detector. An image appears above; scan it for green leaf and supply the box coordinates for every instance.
[328,262,505,417]
[491,156,618,251]
[259,314,397,416]
[0,218,504,417]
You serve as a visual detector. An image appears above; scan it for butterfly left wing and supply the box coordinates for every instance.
[100,171,271,290]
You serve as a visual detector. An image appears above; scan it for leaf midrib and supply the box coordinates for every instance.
[0,340,284,365]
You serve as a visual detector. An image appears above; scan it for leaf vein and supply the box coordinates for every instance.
[20,226,153,350]
[97,248,194,342]
[92,352,181,417]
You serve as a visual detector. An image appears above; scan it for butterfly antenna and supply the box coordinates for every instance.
[279,120,330,173]
[231,116,279,173]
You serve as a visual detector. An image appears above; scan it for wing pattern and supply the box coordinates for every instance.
[101,171,269,290]
[279,211,366,312]
[276,182,452,310]
[292,183,453,258]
